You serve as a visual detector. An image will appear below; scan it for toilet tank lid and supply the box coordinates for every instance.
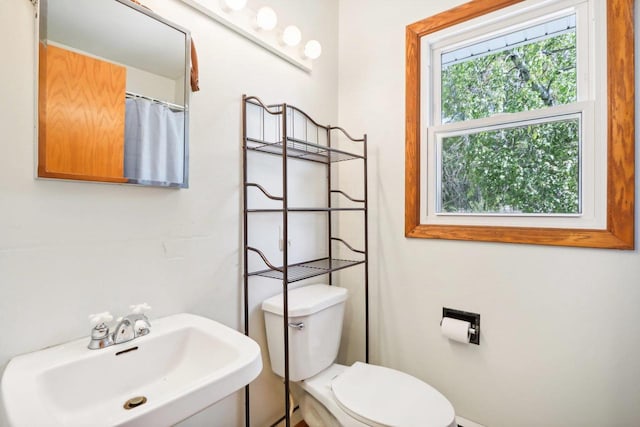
[262,284,348,317]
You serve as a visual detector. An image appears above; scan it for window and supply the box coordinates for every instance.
[438,115,581,215]
[405,0,634,249]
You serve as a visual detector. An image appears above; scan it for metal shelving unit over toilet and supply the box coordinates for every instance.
[241,95,369,427]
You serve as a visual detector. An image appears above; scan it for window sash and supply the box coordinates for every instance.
[434,112,583,215]
[421,102,603,229]
[425,0,590,128]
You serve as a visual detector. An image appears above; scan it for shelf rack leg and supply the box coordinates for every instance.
[281,104,291,427]
[241,95,251,427]
[363,134,369,364]
[327,126,333,287]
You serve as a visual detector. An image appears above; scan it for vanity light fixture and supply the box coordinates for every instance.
[256,6,277,31]
[304,40,322,59]
[180,0,319,71]
[282,25,302,47]
[223,0,247,12]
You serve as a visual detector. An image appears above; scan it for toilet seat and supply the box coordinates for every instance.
[331,362,456,427]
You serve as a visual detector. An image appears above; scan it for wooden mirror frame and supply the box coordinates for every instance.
[405,0,635,249]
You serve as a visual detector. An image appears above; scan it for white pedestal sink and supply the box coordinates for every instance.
[1,313,262,427]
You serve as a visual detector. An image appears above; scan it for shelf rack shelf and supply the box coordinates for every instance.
[246,136,364,163]
[247,207,365,213]
[242,95,368,427]
[248,255,365,282]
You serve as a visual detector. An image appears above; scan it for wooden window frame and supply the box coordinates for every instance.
[405,0,635,249]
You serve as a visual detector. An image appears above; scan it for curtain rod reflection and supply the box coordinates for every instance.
[125,91,186,112]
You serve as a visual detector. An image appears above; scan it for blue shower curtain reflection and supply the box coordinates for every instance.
[124,98,185,186]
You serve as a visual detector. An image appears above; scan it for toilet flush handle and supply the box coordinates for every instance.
[288,322,304,330]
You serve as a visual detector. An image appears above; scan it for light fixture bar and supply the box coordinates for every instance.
[179,0,313,72]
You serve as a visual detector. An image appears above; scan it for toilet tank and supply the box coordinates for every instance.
[262,284,348,381]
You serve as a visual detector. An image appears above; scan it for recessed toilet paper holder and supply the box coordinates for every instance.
[442,307,480,345]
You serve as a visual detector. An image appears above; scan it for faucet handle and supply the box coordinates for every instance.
[127,304,152,338]
[88,311,113,327]
[87,312,114,349]
[130,303,151,315]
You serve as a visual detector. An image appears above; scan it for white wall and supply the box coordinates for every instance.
[0,0,337,426]
[338,1,640,426]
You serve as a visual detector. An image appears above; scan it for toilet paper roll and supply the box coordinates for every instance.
[441,317,471,344]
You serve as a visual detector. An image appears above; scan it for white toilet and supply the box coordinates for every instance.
[262,284,457,427]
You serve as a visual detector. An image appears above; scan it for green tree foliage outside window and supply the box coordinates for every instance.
[439,29,579,214]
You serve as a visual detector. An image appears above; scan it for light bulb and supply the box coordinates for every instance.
[223,0,247,11]
[256,6,277,30]
[282,25,302,47]
[304,40,322,59]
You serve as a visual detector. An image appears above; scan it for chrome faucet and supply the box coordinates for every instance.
[88,303,152,349]
[112,312,151,344]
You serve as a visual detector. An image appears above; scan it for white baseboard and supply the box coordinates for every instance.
[457,415,486,427]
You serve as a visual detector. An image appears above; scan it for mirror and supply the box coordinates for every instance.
[38,0,190,187]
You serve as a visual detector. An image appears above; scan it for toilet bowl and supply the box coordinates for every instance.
[297,363,456,427]
[262,284,456,427]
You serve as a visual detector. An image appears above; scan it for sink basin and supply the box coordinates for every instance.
[1,313,262,427]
